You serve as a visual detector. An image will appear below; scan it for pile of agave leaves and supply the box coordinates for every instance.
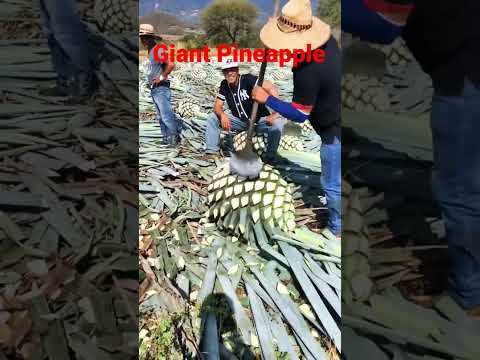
[139,60,343,359]
[0,1,138,359]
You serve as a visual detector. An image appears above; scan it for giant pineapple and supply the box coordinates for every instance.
[174,98,204,119]
[206,164,296,237]
[371,38,413,68]
[94,0,136,33]
[234,132,305,155]
[299,120,315,137]
[191,64,208,82]
[342,180,374,304]
[342,73,390,112]
[233,131,268,156]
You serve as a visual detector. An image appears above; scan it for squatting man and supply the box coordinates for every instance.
[205,58,286,163]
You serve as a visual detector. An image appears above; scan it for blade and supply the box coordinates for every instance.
[229,150,263,179]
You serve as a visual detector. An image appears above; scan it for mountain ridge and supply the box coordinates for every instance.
[140,0,320,22]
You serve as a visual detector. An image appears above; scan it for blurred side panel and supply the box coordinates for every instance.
[0,0,139,358]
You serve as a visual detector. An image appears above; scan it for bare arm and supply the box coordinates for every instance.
[213,98,225,119]
[162,61,175,79]
[213,98,231,131]
[262,80,279,98]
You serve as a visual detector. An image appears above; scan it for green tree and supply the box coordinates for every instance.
[201,0,259,46]
[318,0,341,27]
[180,33,209,50]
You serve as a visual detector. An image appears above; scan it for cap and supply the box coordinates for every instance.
[221,58,239,70]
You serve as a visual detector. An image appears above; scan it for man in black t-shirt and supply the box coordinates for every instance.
[252,0,341,239]
[205,58,285,162]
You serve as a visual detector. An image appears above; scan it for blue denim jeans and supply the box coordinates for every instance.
[151,86,179,140]
[431,79,480,309]
[320,137,342,235]
[205,113,286,160]
[39,0,92,90]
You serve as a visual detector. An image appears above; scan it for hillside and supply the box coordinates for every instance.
[139,12,197,34]
[140,0,320,22]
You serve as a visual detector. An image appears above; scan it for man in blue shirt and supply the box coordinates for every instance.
[140,24,180,146]
[342,0,411,44]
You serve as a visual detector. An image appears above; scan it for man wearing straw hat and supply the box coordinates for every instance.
[252,0,342,239]
[140,24,180,147]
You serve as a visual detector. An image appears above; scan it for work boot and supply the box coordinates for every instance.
[204,152,222,161]
[38,85,69,97]
[74,70,96,98]
[467,306,480,319]
[168,135,181,147]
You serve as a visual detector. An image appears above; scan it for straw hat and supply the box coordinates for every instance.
[260,0,331,51]
[139,23,156,37]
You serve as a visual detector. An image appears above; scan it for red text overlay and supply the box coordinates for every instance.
[153,44,325,67]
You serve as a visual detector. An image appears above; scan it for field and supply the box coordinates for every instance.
[138,58,344,359]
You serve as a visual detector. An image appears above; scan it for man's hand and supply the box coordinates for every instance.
[220,113,231,131]
[252,86,270,104]
[265,113,279,126]
[151,75,165,85]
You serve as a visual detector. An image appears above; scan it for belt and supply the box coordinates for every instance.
[151,80,170,89]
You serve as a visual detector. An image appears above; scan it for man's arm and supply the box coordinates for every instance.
[213,97,231,131]
[162,60,175,79]
[262,80,280,122]
[152,60,175,84]
[342,0,409,44]
[252,86,310,123]
[213,97,224,119]
[263,80,279,98]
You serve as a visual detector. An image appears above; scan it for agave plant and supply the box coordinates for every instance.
[371,37,414,68]
[342,73,390,112]
[206,163,297,236]
[232,131,268,156]
[174,98,207,119]
[280,135,305,152]
[94,0,135,33]
[300,120,315,137]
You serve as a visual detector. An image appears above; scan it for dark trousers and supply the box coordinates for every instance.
[431,78,480,309]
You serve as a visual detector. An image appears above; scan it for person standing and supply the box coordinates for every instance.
[140,24,180,146]
[38,0,95,100]
[205,58,285,163]
[402,0,480,316]
[252,0,342,239]
[343,0,480,315]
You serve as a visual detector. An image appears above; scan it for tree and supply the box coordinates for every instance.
[201,0,259,46]
[318,0,341,27]
[180,33,209,50]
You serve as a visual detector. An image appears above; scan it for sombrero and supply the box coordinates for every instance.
[139,23,162,38]
[260,0,331,51]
